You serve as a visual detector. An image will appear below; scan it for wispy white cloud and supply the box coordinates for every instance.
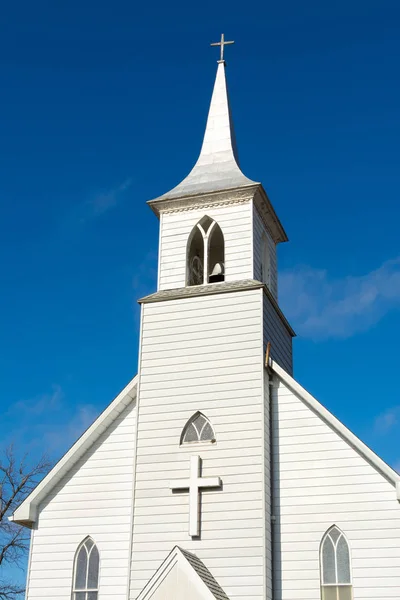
[280,257,400,339]
[7,385,63,417]
[66,178,133,227]
[373,406,400,435]
[43,403,98,452]
[2,385,99,459]
[84,178,132,219]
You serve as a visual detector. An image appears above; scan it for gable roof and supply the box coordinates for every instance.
[271,360,400,500]
[137,546,229,600]
[11,375,138,527]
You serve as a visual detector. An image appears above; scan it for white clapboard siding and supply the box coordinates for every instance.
[131,289,267,600]
[263,293,292,375]
[272,378,400,600]
[158,202,253,289]
[253,204,278,299]
[27,401,136,600]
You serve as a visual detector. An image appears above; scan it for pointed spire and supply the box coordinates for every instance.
[154,62,257,201]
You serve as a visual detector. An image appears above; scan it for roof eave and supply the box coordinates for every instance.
[271,360,400,491]
[254,185,289,244]
[11,376,138,527]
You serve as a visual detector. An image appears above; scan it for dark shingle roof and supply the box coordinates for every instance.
[138,279,264,304]
[179,547,230,600]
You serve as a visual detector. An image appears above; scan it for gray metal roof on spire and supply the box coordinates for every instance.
[153,61,258,201]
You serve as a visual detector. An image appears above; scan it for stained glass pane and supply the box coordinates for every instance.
[322,537,336,584]
[75,593,86,600]
[85,539,94,551]
[337,537,351,584]
[88,545,99,589]
[183,423,198,443]
[75,546,88,589]
[329,527,341,544]
[193,414,206,433]
[338,585,352,600]
[200,422,214,441]
[88,593,98,600]
[321,586,338,600]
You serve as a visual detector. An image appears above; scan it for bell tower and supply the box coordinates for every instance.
[130,41,295,600]
[147,55,293,371]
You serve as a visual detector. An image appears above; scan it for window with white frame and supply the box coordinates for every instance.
[181,412,215,444]
[320,526,352,600]
[72,537,100,600]
[187,216,225,286]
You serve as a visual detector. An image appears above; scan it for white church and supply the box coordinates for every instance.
[12,37,400,600]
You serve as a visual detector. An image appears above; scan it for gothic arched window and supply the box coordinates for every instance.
[72,537,100,600]
[181,412,215,444]
[320,526,352,600]
[187,216,225,286]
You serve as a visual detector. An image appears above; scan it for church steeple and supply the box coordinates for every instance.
[152,60,257,201]
[148,43,289,301]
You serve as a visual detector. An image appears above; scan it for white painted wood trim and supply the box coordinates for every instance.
[250,198,254,279]
[260,288,268,600]
[25,527,34,599]
[157,212,163,290]
[271,360,400,489]
[12,376,138,525]
[127,306,145,599]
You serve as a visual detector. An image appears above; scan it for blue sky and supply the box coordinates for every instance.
[1,0,400,578]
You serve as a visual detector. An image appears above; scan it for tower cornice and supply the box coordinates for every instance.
[148,182,288,245]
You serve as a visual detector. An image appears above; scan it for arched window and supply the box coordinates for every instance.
[181,412,215,444]
[72,537,100,600]
[187,216,225,286]
[260,234,270,287]
[320,526,352,600]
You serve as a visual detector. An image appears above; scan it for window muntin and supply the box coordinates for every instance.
[187,216,225,286]
[181,413,215,444]
[321,527,352,600]
[73,537,99,600]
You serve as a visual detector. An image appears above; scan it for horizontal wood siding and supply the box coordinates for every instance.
[253,204,278,299]
[131,290,266,600]
[263,294,292,375]
[27,401,136,600]
[272,378,400,600]
[159,202,253,290]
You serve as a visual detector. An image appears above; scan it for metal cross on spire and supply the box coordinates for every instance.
[211,33,234,63]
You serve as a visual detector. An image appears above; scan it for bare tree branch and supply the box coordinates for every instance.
[0,581,25,600]
[0,446,51,600]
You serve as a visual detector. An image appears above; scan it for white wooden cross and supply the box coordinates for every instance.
[170,455,222,537]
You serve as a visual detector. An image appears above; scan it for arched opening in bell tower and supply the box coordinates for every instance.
[186,216,225,286]
[187,225,204,286]
[208,223,224,283]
